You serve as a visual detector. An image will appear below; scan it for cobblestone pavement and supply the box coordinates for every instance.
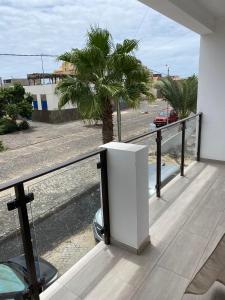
[0,100,171,275]
[0,187,100,275]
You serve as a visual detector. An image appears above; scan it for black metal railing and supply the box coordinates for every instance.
[125,112,203,197]
[0,148,110,300]
[0,112,202,299]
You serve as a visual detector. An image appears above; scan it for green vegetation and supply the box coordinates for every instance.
[56,26,154,143]
[0,118,18,135]
[156,75,198,119]
[18,120,30,131]
[0,141,4,152]
[0,83,32,134]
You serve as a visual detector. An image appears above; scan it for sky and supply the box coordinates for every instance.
[0,0,200,80]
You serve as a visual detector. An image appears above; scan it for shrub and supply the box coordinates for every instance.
[6,103,18,120]
[0,141,4,152]
[18,120,30,130]
[0,118,18,135]
[18,100,32,118]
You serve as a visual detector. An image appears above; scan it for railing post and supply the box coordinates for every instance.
[197,113,202,162]
[14,183,40,299]
[181,121,186,176]
[156,130,162,198]
[99,150,110,245]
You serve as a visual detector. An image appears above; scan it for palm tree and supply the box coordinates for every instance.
[56,26,154,143]
[156,75,198,119]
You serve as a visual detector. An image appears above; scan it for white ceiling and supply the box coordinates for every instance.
[140,0,225,34]
[197,0,225,18]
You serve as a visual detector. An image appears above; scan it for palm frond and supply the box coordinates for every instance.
[87,26,112,57]
[115,39,139,54]
[156,76,198,118]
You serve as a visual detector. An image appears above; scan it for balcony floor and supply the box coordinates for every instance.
[40,161,225,300]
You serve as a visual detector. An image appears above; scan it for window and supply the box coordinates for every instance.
[41,94,48,110]
[159,112,168,116]
[32,95,38,110]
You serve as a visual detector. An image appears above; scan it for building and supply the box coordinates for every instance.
[2,78,34,87]
[24,83,79,123]
[54,62,75,75]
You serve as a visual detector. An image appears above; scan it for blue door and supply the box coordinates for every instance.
[32,95,38,110]
[41,94,48,110]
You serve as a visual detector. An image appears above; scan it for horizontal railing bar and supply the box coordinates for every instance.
[0,148,106,192]
[124,112,202,143]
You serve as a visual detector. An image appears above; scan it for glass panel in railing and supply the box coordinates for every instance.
[115,101,155,142]
[0,191,24,260]
[131,132,157,198]
[161,123,181,186]
[26,154,101,286]
[0,190,28,299]
[185,117,197,165]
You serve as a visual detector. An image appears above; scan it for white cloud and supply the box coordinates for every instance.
[0,0,199,79]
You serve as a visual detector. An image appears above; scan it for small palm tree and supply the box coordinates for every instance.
[156,75,198,119]
[56,26,154,143]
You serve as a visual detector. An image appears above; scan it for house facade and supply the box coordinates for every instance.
[24,84,79,123]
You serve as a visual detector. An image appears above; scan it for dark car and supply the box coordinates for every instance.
[93,163,180,242]
[154,109,178,127]
[0,255,58,299]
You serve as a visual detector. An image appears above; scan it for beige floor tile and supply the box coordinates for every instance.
[183,204,222,239]
[64,244,129,297]
[202,177,225,212]
[84,271,136,300]
[111,238,165,288]
[40,282,80,300]
[132,266,188,300]
[158,231,207,279]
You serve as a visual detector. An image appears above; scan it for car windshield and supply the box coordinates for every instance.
[0,264,27,294]
[159,111,168,116]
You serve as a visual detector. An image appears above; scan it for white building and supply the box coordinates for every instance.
[24,83,74,111]
[24,83,78,123]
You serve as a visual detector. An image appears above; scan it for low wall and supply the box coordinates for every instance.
[32,108,80,123]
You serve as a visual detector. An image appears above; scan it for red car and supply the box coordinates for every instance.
[153,109,178,127]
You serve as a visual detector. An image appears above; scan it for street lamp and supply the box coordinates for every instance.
[165,64,170,77]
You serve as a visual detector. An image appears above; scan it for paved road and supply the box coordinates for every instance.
[0,100,166,182]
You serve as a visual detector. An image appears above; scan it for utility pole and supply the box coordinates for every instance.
[117,98,122,142]
[165,64,170,124]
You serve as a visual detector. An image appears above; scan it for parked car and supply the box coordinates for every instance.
[93,163,180,242]
[0,254,58,299]
[153,109,178,127]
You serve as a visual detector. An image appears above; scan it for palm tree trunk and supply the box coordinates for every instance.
[102,99,113,144]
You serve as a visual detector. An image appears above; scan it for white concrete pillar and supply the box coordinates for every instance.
[198,18,225,161]
[100,142,150,254]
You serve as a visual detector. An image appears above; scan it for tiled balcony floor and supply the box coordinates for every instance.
[40,161,225,300]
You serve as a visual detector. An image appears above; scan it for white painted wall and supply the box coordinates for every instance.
[24,84,75,110]
[101,142,150,253]
[198,18,225,161]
